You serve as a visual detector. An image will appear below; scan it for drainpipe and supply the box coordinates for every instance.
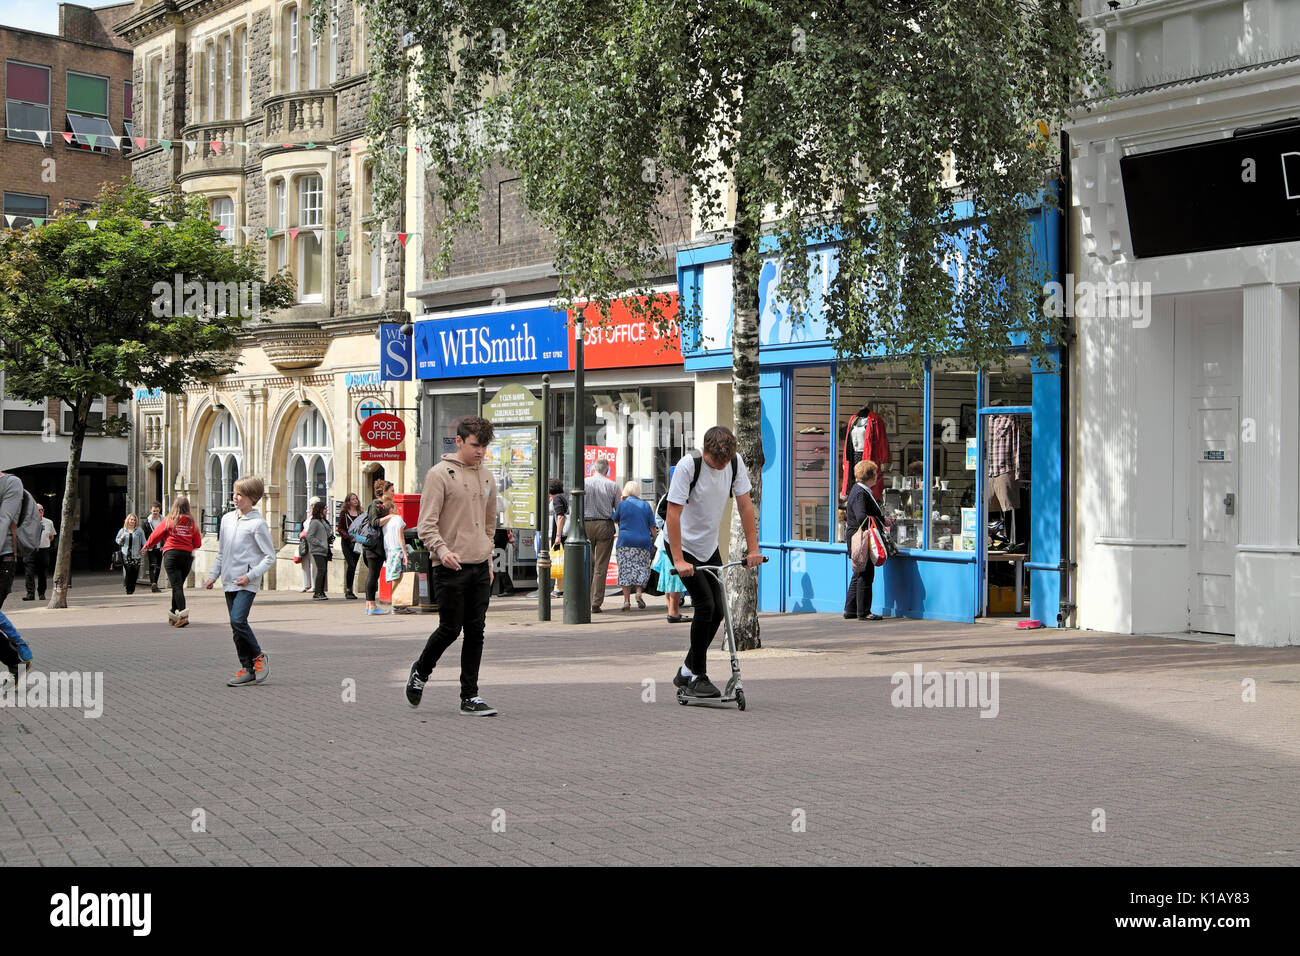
[1058,130,1078,628]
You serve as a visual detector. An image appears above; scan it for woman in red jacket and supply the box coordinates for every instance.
[144,496,203,628]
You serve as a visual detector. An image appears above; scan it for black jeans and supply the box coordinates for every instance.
[363,549,383,602]
[163,549,194,613]
[342,542,359,595]
[845,562,876,618]
[23,547,51,598]
[679,549,725,676]
[416,561,491,699]
[145,548,162,587]
[123,561,140,594]
[313,555,329,596]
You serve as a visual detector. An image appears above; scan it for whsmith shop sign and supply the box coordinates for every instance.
[413,298,682,380]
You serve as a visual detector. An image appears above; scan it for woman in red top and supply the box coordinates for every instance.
[144,495,203,628]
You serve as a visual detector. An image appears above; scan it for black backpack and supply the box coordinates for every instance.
[655,450,738,522]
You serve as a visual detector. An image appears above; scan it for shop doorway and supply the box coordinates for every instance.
[979,358,1033,620]
[1183,294,1242,635]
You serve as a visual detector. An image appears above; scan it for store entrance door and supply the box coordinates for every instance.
[1184,294,1242,636]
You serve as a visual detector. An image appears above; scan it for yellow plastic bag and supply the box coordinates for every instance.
[550,547,564,584]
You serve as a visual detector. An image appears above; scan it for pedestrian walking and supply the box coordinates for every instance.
[0,470,35,673]
[115,515,146,594]
[665,426,762,699]
[613,481,656,611]
[143,495,203,627]
[546,477,567,597]
[584,457,619,613]
[141,502,165,593]
[844,460,885,621]
[297,499,319,592]
[337,492,361,600]
[379,500,409,588]
[363,479,395,615]
[404,416,499,716]
[22,503,55,602]
[304,499,333,600]
[205,476,276,687]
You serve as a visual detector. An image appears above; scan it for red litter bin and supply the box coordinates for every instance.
[378,494,422,603]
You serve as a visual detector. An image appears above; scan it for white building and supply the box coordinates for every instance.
[1068,0,1300,644]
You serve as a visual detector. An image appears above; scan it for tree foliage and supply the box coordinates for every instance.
[362,0,1105,374]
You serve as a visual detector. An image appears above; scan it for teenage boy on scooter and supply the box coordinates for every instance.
[665,426,763,698]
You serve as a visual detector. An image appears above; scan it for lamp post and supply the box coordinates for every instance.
[563,315,591,624]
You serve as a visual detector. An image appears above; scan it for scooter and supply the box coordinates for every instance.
[670,556,767,712]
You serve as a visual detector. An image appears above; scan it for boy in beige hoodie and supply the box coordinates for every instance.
[405,416,500,716]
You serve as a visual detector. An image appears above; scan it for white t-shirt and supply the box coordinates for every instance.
[383,514,407,553]
[39,517,55,549]
[667,452,753,560]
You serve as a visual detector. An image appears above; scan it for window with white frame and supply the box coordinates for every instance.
[268,178,288,275]
[205,410,242,518]
[238,28,248,115]
[211,196,235,245]
[308,8,319,88]
[222,36,232,121]
[288,404,332,521]
[329,0,339,83]
[296,173,323,302]
[206,41,215,121]
[287,6,299,93]
[0,371,46,432]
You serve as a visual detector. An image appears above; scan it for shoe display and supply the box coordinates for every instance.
[226,667,255,686]
[798,425,826,434]
[459,697,498,716]
[252,653,269,684]
[687,674,721,698]
[797,459,826,471]
[405,663,424,707]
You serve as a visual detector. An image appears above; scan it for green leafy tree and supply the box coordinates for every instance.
[0,183,294,608]
[362,0,1105,647]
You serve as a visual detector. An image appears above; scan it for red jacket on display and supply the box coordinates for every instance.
[841,410,889,498]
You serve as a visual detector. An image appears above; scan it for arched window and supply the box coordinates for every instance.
[205,410,242,520]
[288,404,332,521]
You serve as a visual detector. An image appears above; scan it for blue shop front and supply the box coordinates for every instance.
[677,205,1065,625]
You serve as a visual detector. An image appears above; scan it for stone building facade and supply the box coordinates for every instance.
[116,0,414,591]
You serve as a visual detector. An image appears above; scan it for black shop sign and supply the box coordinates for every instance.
[1121,123,1300,258]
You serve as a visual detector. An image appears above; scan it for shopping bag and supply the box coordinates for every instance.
[550,547,565,584]
[391,567,416,608]
[866,518,889,567]
[850,522,873,572]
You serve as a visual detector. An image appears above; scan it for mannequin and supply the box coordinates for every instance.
[842,404,889,498]
[986,406,1021,550]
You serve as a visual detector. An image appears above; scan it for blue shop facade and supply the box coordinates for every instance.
[676,204,1066,625]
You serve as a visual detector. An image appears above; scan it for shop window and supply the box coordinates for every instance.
[791,365,832,543]
[5,61,50,144]
[836,362,924,550]
[985,355,1033,556]
[928,364,978,550]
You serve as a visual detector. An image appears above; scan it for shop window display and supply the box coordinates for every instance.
[791,366,832,542]
[836,363,923,549]
[928,365,978,550]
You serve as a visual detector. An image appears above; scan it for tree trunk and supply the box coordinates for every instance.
[728,183,764,651]
[47,406,87,609]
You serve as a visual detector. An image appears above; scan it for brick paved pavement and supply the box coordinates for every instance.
[2,575,1298,865]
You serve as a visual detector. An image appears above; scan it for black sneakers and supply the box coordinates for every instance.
[460,697,498,717]
[687,674,721,698]
[405,663,425,707]
[672,666,691,689]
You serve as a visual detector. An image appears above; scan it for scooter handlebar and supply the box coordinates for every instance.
[668,555,768,577]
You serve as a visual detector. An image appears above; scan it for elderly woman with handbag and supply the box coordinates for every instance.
[844,460,885,621]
